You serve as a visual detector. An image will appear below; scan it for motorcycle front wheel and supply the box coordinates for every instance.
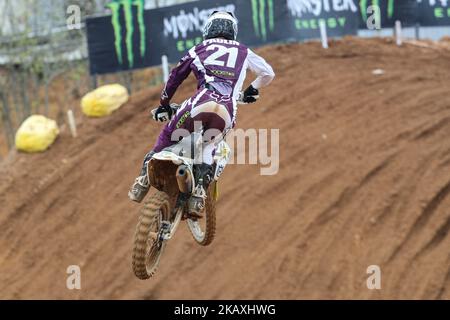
[187,181,217,246]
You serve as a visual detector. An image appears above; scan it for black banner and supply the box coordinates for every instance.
[86,0,360,75]
[419,0,450,26]
[285,0,359,40]
[358,0,418,29]
[86,0,450,75]
[0,300,447,319]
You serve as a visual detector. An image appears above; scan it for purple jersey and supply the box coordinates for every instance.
[147,38,275,166]
[160,38,274,106]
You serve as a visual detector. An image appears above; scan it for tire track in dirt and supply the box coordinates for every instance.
[388,180,450,262]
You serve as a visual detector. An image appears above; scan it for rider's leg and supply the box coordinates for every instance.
[128,150,154,203]
[187,98,233,215]
[128,99,196,202]
[202,142,216,165]
[128,122,178,202]
[191,99,232,181]
[194,142,216,190]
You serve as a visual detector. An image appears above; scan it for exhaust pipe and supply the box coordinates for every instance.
[176,165,191,193]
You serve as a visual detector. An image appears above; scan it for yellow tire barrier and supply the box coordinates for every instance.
[81,84,129,117]
[15,115,60,153]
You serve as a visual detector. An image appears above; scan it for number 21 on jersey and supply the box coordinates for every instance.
[204,44,238,68]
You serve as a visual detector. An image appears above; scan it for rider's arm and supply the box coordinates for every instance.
[247,49,275,89]
[160,50,195,106]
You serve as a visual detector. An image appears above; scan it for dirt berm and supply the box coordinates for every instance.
[0,37,449,299]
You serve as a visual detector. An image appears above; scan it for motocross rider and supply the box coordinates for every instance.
[128,11,275,206]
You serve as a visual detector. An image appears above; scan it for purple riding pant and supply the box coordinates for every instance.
[140,88,236,175]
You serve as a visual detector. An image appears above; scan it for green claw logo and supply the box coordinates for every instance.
[360,0,394,22]
[251,0,275,41]
[107,0,146,68]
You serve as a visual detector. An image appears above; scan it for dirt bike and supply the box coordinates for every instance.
[132,104,231,280]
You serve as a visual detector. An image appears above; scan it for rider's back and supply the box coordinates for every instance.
[190,38,249,100]
[162,38,273,107]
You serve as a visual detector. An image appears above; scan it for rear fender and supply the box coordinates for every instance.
[147,151,195,194]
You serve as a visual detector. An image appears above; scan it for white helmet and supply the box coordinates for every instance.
[203,11,238,41]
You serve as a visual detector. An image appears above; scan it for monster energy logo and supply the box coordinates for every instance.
[251,0,275,41]
[107,0,146,68]
[360,0,394,21]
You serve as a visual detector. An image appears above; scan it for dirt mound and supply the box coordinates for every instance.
[0,37,449,299]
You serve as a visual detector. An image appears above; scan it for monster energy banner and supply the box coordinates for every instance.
[418,0,450,26]
[86,0,360,75]
[286,0,359,39]
[86,0,448,75]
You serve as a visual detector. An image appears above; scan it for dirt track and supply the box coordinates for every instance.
[0,37,449,299]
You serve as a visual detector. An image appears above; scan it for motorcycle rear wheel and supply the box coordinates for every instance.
[132,191,170,279]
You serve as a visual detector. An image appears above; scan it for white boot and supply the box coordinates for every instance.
[128,175,150,203]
